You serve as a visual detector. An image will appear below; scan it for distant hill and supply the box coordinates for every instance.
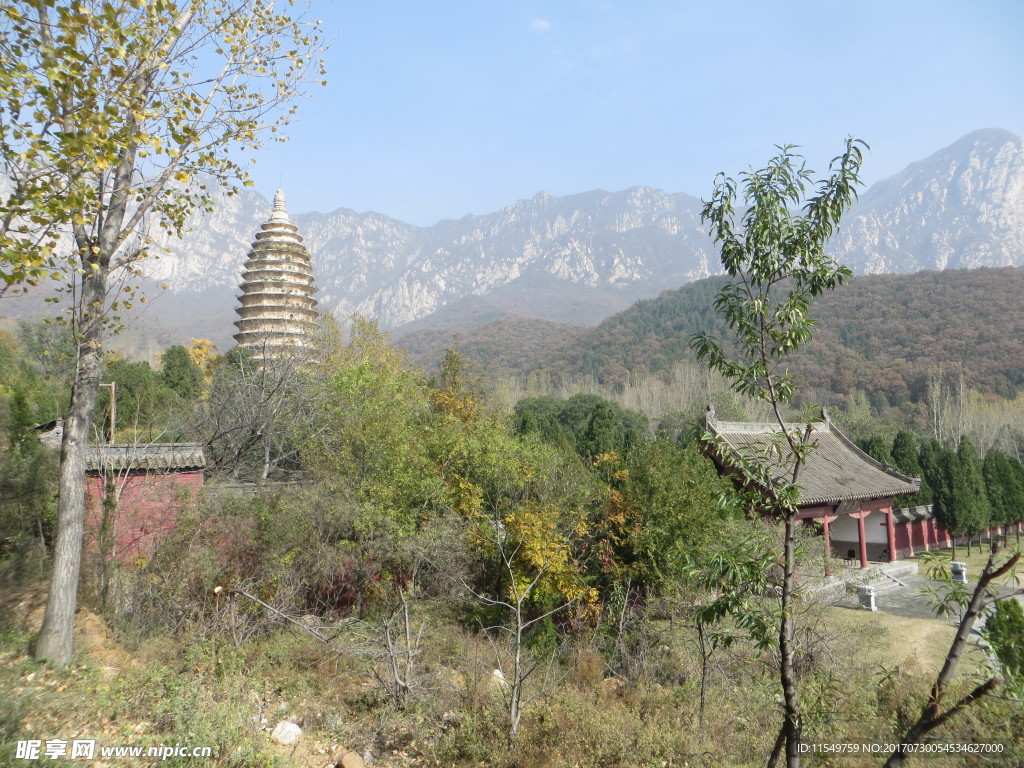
[397,315,588,379]
[400,267,1024,403]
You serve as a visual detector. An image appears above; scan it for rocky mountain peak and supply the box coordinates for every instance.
[92,129,1024,345]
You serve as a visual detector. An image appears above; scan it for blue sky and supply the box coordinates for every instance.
[247,1,1024,226]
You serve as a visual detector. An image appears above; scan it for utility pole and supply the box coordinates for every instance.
[99,382,115,442]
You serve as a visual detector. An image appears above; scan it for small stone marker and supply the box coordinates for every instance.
[858,584,877,611]
[951,561,968,584]
[271,721,302,745]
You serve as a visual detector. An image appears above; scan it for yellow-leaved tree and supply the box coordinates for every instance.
[0,0,328,667]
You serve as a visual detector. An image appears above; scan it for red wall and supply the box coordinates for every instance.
[84,471,202,563]
[891,516,971,559]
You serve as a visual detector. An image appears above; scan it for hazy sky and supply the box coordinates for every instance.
[246,1,1024,226]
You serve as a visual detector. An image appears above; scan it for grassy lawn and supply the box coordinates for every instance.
[908,539,1023,590]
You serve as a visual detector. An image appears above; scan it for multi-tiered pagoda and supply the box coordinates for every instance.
[233,189,319,363]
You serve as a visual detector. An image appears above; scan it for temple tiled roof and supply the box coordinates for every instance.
[893,504,934,525]
[705,408,920,507]
[84,443,207,473]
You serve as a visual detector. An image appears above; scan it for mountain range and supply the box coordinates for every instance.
[3,128,1023,351]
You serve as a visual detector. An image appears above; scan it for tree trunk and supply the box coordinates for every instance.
[780,512,802,767]
[35,265,107,668]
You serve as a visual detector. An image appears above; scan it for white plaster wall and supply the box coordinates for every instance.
[830,510,888,543]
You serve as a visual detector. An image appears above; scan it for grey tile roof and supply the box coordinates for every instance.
[84,443,206,473]
[706,413,920,507]
[893,504,934,525]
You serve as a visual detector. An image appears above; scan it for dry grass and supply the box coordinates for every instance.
[821,607,960,675]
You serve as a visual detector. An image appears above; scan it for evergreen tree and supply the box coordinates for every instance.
[951,437,990,553]
[161,345,204,401]
[982,449,1012,532]
[582,401,620,458]
[890,430,921,476]
[0,385,59,570]
[1004,456,1024,544]
[5,388,35,447]
[917,440,945,509]
[922,442,959,556]
[102,360,176,434]
[856,435,893,466]
[890,430,921,509]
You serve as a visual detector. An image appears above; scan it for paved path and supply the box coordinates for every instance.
[833,574,956,621]
[833,573,1024,624]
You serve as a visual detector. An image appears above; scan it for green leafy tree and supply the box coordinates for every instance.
[100,359,176,436]
[622,439,738,588]
[514,393,647,460]
[310,318,439,532]
[160,345,203,401]
[0,386,59,575]
[690,139,867,768]
[0,0,328,668]
[984,598,1024,690]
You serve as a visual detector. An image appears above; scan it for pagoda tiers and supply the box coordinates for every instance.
[233,189,319,362]
[704,406,921,574]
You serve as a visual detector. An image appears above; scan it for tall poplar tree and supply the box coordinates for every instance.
[1,0,327,668]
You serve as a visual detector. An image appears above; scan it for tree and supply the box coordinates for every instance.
[1007,456,1024,544]
[196,345,319,481]
[937,442,991,557]
[983,597,1024,690]
[187,338,220,383]
[690,139,867,768]
[884,545,1023,767]
[889,430,921,509]
[160,344,203,401]
[0,386,59,576]
[855,434,893,466]
[99,358,176,437]
[983,448,1023,542]
[0,0,327,668]
[924,442,965,558]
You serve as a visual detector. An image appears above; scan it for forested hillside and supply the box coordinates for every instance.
[404,267,1024,405]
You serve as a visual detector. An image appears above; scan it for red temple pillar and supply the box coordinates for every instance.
[885,508,897,562]
[850,510,870,569]
[920,516,930,552]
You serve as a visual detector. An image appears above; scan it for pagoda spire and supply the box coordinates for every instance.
[270,188,290,223]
